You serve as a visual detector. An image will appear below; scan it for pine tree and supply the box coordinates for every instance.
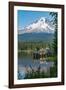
[50,12,58,55]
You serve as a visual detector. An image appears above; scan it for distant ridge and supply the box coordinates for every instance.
[18,33,54,42]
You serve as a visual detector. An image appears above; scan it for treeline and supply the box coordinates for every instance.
[18,41,52,51]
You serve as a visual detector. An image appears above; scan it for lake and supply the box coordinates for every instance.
[18,52,55,79]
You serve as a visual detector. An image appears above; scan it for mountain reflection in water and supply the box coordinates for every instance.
[18,52,55,79]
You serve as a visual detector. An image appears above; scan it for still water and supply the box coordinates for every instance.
[18,52,54,79]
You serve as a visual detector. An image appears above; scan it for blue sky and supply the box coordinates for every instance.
[18,10,52,30]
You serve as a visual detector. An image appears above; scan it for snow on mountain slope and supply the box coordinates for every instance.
[18,17,55,34]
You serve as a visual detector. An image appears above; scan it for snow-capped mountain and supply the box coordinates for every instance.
[18,17,55,34]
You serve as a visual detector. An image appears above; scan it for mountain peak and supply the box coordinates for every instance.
[18,17,55,34]
[39,17,46,22]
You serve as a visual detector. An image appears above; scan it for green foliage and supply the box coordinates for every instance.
[47,56,57,61]
[50,12,58,55]
[24,66,57,79]
[18,41,52,51]
[24,70,50,79]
